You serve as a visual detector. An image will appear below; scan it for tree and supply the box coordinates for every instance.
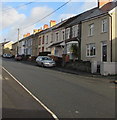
[70,44,78,61]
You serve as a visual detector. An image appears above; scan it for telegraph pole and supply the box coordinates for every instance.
[3,38,6,54]
[17,28,20,55]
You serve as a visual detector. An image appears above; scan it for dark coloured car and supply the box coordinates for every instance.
[15,55,22,61]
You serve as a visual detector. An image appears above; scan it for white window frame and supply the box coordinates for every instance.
[86,43,96,57]
[51,33,53,43]
[46,35,48,44]
[72,25,78,38]
[72,26,75,38]
[56,32,59,41]
[62,30,65,40]
[102,19,108,33]
[88,24,94,36]
[66,28,70,39]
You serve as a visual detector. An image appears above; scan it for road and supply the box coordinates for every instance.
[2,58,116,119]
[2,66,54,119]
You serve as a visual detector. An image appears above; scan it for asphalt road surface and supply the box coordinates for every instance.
[2,58,116,119]
[2,67,54,119]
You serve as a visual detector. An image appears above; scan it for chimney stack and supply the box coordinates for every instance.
[23,33,30,38]
[50,20,56,27]
[38,27,42,32]
[98,0,112,8]
[27,33,30,36]
[43,24,49,30]
[33,29,38,34]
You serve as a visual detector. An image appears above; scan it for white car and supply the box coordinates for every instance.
[2,53,13,58]
[36,56,56,67]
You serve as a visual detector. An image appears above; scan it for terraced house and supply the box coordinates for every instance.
[12,0,116,75]
[81,0,117,75]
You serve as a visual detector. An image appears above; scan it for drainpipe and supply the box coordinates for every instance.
[108,13,112,62]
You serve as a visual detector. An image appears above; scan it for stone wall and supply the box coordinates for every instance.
[64,61,91,73]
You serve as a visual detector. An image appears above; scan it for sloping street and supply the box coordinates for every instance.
[2,58,115,119]
[2,65,54,119]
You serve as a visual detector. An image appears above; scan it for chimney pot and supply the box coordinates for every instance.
[50,20,56,27]
[43,24,49,30]
[98,0,112,8]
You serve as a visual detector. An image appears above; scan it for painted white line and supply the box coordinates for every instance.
[2,67,59,120]
[0,75,2,80]
[4,77,9,80]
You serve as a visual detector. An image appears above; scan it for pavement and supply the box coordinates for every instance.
[2,68,54,119]
[2,58,116,118]
[19,59,117,81]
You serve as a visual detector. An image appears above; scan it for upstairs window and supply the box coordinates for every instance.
[42,47,44,52]
[39,37,41,45]
[66,28,70,39]
[51,33,53,43]
[89,24,94,36]
[42,36,44,44]
[72,25,78,38]
[46,35,48,44]
[62,31,65,40]
[56,32,59,41]
[102,19,107,33]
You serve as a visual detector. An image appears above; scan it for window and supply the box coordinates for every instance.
[102,19,107,32]
[46,35,48,44]
[89,24,94,36]
[42,47,44,52]
[66,28,70,39]
[72,26,75,38]
[39,37,41,45]
[51,33,53,43]
[42,36,44,44]
[62,31,65,40]
[56,32,59,41]
[72,25,78,38]
[30,40,32,46]
[86,43,96,57]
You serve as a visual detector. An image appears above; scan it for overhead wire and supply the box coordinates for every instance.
[1,1,36,14]
[20,0,71,30]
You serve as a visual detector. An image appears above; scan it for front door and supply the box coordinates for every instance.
[102,44,107,62]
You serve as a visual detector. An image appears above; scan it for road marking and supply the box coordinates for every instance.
[0,75,2,80]
[4,77,9,80]
[110,86,117,89]
[2,67,59,120]
[75,111,79,114]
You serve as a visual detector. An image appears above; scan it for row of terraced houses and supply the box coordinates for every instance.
[12,0,117,75]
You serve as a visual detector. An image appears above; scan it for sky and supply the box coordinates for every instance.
[0,0,98,43]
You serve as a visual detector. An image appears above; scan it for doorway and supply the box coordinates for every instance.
[102,43,107,62]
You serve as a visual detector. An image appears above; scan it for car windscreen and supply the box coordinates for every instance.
[42,57,52,60]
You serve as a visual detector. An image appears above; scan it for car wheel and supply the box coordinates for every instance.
[41,63,44,67]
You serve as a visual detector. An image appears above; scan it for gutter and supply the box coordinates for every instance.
[108,13,112,62]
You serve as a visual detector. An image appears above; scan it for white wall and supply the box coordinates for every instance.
[100,62,117,75]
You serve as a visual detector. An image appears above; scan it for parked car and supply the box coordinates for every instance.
[15,55,22,61]
[2,53,13,58]
[36,56,56,67]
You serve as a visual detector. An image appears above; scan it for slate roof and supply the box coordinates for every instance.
[35,19,68,35]
[60,1,117,27]
[64,7,98,28]
[83,1,117,21]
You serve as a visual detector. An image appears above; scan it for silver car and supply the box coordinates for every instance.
[36,56,56,67]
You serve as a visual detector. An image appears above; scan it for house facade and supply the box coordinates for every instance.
[48,20,67,58]
[12,34,34,56]
[23,35,33,55]
[81,1,117,75]
[12,42,18,56]
[3,41,14,54]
